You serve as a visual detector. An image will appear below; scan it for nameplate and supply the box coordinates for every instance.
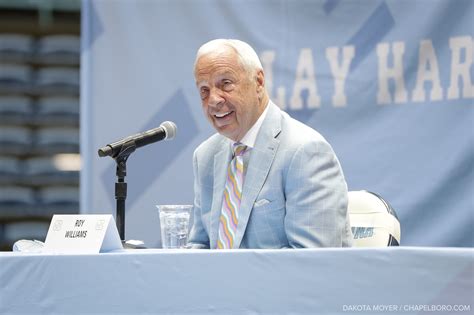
[44,215,123,254]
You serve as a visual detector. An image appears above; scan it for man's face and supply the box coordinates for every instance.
[194,48,264,142]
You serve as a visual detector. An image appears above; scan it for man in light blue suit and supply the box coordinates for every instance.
[189,39,352,249]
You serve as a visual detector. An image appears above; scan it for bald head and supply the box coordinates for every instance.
[194,39,264,79]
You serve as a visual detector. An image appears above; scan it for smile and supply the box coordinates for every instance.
[214,111,232,118]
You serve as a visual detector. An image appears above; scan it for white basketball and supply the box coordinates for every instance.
[348,191,401,247]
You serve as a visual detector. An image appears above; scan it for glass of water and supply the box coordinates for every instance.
[157,205,192,249]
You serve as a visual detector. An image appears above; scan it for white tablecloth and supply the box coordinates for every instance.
[0,247,472,314]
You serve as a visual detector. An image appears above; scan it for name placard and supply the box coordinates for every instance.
[44,215,123,254]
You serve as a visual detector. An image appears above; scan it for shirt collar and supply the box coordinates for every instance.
[230,102,269,149]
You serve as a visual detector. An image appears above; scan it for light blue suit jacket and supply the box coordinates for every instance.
[189,102,352,249]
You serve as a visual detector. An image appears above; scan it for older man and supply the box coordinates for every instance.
[188,39,352,249]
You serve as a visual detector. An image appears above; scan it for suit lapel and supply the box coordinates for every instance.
[210,139,232,249]
[233,103,282,248]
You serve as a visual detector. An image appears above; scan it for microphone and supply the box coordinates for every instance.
[98,121,177,158]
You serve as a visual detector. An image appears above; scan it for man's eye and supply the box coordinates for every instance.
[222,80,233,90]
[200,88,209,99]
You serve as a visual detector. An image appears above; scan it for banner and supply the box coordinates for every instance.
[81,0,473,247]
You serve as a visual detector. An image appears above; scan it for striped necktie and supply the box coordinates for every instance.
[217,143,248,249]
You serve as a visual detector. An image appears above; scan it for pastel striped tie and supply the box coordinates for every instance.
[217,143,248,249]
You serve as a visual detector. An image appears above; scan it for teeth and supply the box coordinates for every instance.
[215,111,231,118]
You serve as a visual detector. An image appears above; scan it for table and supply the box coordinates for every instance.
[1,247,472,314]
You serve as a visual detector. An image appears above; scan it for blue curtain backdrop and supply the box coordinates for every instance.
[81,0,474,247]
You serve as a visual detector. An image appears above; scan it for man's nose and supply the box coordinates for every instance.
[208,88,224,108]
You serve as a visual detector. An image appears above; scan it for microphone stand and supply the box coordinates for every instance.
[113,139,136,241]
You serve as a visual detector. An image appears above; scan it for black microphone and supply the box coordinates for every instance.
[98,121,177,158]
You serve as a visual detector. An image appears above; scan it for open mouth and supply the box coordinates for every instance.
[214,111,233,119]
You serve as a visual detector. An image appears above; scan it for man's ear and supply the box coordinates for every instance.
[256,70,265,92]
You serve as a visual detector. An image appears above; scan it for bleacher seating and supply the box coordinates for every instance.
[0,63,33,94]
[3,221,50,246]
[35,126,79,154]
[0,34,34,64]
[0,156,23,185]
[23,156,79,186]
[0,126,33,155]
[0,186,36,219]
[0,96,33,126]
[35,35,80,65]
[38,186,79,216]
[35,96,79,126]
[34,67,79,96]
[0,3,80,250]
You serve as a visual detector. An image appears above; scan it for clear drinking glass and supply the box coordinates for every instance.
[157,205,192,249]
